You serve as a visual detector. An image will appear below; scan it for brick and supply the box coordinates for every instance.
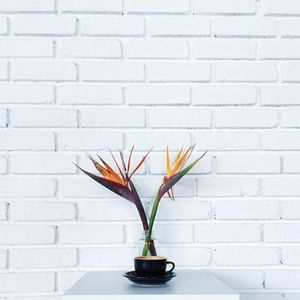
[80,16,144,36]
[59,38,121,58]
[59,177,119,198]
[265,223,300,242]
[158,224,194,244]
[0,202,7,220]
[81,61,144,82]
[12,15,75,35]
[284,153,300,173]
[197,177,259,196]
[10,107,77,128]
[215,62,278,82]
[215,247,280,266]
[0,0,54,12]
[0,177,55,197]
[0,225,55,245]
[261,0,300,15]
[265,271,300,289]
[0,130,54,150]
[0,250,6,268]
[149,107,211,128]
[261,85,300,106]
[81,107,145,128]
[0,61,8,80]
[57,84,123,105]
[158,246,211,266]
[79,201,139,221]
[217,153,280,174]
[58,0,122,12]
[0,156,6,174]
[0,108,6,127]
[148,17,209,37]
[10,202,76,221]
[124,39,188,59]
[126,131,191,150]
[11,249,77,268]
[13,60,76,81]
[59,224,123,244]
[282,108,300,128]
[281,19,300,37]
[215,108,278,128]
[213,17,276,37]
[148,62,210,82]
[156,201,211,220]
[193,0,256,14]
[0,38,53,57]
[149,152,212,174]
[283,200,300,219]
[260,40,300,59]
[0,17,7,34]
[192,85,257,105]
[211,270,263,289]
[126,84,190,105]
[57,131,123,150]
[0,83,53,104]
[196,223,261,242]
[0,273,55,293]
[263,177,300,196]
[81,247,136,267]
[282,247,300,265]
[10,153,77,174]
[282,62,300,82]
[192,131,258,150]
[215,200,280,220]
[125,0,189,13]
[262,131,300,150]
[192,39,256,59]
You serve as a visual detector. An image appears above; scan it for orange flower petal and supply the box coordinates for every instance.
[97,156,124,185]
[172,146,183,168]
[127,145,134,173]
[108,148,127,184]
[166,146,171,176]
[128,147,153,180]
[172,145,194,175]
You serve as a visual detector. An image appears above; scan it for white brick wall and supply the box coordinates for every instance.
[0,1,300,299]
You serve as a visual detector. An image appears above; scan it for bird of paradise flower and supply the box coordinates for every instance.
[76,145,207,256]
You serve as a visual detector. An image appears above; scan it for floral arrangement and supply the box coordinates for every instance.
[76,146,207,256]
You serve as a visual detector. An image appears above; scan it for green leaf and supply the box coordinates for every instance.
[75,164,150,233]
[129,180,149,231]
[75,164,134,201]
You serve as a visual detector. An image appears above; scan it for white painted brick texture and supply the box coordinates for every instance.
[0,1,299,299]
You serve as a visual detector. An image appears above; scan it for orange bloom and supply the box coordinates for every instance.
[163,145,195,200]
[87,146,151,188]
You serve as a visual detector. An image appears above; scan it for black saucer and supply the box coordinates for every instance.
[123,271,176,285]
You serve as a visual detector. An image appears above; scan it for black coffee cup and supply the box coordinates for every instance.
[134,256,175,277]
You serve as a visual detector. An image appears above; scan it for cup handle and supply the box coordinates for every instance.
[166,261,175,274]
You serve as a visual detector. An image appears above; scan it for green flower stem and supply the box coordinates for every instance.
[142,189,161,256]
[141,151,207,256]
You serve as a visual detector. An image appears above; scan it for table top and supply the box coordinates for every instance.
[64,271,239,300]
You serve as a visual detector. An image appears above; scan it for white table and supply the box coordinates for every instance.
[63,271,240,300]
